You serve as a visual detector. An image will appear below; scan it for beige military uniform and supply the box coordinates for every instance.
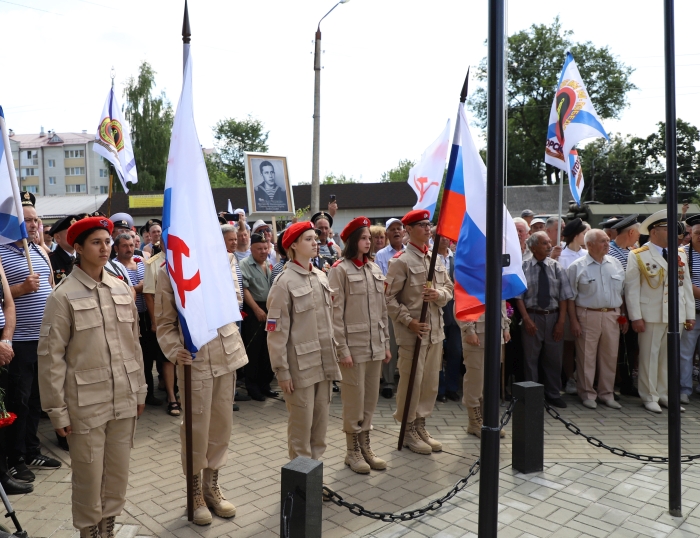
[142,250,164,295]
[38,266,147,531]
[155,264,248,475]
[625,244,694,403]
[266,262,341,460]
[328,258,389,434]
[457,301,510,408]
[385,242,453,423]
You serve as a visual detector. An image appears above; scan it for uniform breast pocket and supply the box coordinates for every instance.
[610,274,624,294]
[347,274,365,295]
[219,323,243,355]
[69,297,102,331]
[372,272,386,294]
[294,339,323,370]
[434,266,447,285]
[346,323,368,347]
[112,292,134,323]
[409,265,427,287]
[291,285,314,313]
[123,359,141,393]
[75,367,113,406]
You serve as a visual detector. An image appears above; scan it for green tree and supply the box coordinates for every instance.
[122,62,174,191]
[380,159,415,182]
[469,17,636,186]
[212,116,269,185]
[634,119,700,201]
[578,134,653,204]
[204,152,234,188]
[322,172,357,184]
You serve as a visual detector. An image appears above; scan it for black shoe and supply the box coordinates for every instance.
[262,388,279,398]
[545,396,567,409]
[27,453,62,469]
[436,394,447,403]
[613,392,620,401]
[8,461,35,482]
[332,382,340,393]
[235,391,251,402]
[0,473,33,495]
[233,403,240,412]
[248,390,266,402]
[619,385,639,398]
[445,391,460,402]
[55,433,69,451]
[381,388,393,399]
[145,394,163,406]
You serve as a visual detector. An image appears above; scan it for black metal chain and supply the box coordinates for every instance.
[323,398,518,523]
[544,401,700,463]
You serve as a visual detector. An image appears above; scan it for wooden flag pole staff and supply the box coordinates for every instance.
[181,0,194,523]
[397,68,470,451]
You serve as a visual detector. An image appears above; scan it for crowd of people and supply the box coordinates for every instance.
[0,191,695,537]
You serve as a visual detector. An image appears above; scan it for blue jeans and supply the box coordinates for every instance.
[438,324,463,395]
[679,311,700,395]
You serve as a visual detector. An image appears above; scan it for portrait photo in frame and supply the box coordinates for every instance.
[244,152,295,215]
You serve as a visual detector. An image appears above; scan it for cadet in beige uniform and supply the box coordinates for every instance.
[385,210,454,455]
[155,261,248,526]
[328,217,391,474]
[38,217,147,538]
[459,301,510,438]
[266,221,341,461]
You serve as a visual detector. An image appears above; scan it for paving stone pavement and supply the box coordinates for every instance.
[15,385,700,537]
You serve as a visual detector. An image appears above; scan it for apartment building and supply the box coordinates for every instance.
[8,127,110,196]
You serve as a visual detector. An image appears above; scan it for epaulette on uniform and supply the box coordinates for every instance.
[679,247,686,253]
[632,245,649,254]
[145,251,164,265]
[392,251,404,259]
[332,258,344,268]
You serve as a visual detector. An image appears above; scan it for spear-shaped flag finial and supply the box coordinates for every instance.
[182,0,191,44]
[460,66,470,104]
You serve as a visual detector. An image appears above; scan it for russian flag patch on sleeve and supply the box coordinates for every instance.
[266,319,277,332]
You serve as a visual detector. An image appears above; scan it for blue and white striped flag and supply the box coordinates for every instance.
[0,107,28,244]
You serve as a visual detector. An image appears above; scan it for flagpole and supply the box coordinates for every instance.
[107,69,116,217]
[396,69,470,452]
[663,0,682,517]
[557,170,563,245]
[181,0,195,524]
[0,111,34,275]
[479,0,505,534]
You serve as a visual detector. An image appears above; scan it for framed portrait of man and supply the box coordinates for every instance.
[244,152,295,215]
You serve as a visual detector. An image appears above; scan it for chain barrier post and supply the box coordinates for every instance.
[512,382,544,473]
[280,457,322,538]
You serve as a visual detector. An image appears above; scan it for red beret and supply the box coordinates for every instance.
[67,216,114,246]
[282,221,314,250]
[340,216,370,243]
[401,209,431,226]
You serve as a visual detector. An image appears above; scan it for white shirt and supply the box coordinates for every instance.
[559,245,586,270]
[567,253,624,309]
[436,249,453,276]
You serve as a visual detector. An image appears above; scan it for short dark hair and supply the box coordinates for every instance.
[259,160,274,175]
[276,230,287,259]
[114,233,133,248]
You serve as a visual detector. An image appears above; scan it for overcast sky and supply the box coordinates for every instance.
[1,0,698,186]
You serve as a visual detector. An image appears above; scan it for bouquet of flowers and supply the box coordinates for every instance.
[506,302,514,319]
[0,382,16,429]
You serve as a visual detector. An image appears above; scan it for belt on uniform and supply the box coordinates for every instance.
[578,307,619,313]
[526,308,559,315]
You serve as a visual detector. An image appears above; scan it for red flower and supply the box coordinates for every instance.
[117,275,124,281]
[134,257,142,263]
[617,315,628,325]
[0,412,17,429]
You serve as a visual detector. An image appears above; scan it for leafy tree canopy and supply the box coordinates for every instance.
[380,159,415,183]
[211,116,269,186]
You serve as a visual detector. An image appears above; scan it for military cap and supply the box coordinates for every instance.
[49,215,79,236]
[562,218,587,240]
[601,217,620,229]
[402,209,431,226]
[144,218,162,232]
[250,233,266,245]
[310,211,333,228]
[283,222,314,249]
[110,212,133,230]
[686,214,700,227]
[20,191,35,207]
[611,214,640,233]
[639,210,668,235]
[67,217,113,245]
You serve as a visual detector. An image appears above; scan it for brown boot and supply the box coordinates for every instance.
[414,417,442,452]
[403,422,432,454]
[468,406,483,437]
[192,473,213,525]
[358,430,387,470]
[98,516,115,538]
[79,526,101,538]
[202,468,236,518]
[344,433,371,474]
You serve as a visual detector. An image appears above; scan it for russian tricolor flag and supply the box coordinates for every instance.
[437,104,526,321]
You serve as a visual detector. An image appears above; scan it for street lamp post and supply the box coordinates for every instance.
[311,0,349,214]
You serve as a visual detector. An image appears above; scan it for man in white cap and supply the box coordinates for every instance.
[374,217,405,398]
[625,210,695,413]
[529,218,546,235]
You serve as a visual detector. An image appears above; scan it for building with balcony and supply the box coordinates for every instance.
[7,127,110,197]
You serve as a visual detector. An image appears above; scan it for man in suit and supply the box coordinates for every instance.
[625,210,695,414]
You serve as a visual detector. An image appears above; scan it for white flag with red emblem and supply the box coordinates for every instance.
[408,120,450,219]
[93,88,138,193]
[161,53,241,352]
